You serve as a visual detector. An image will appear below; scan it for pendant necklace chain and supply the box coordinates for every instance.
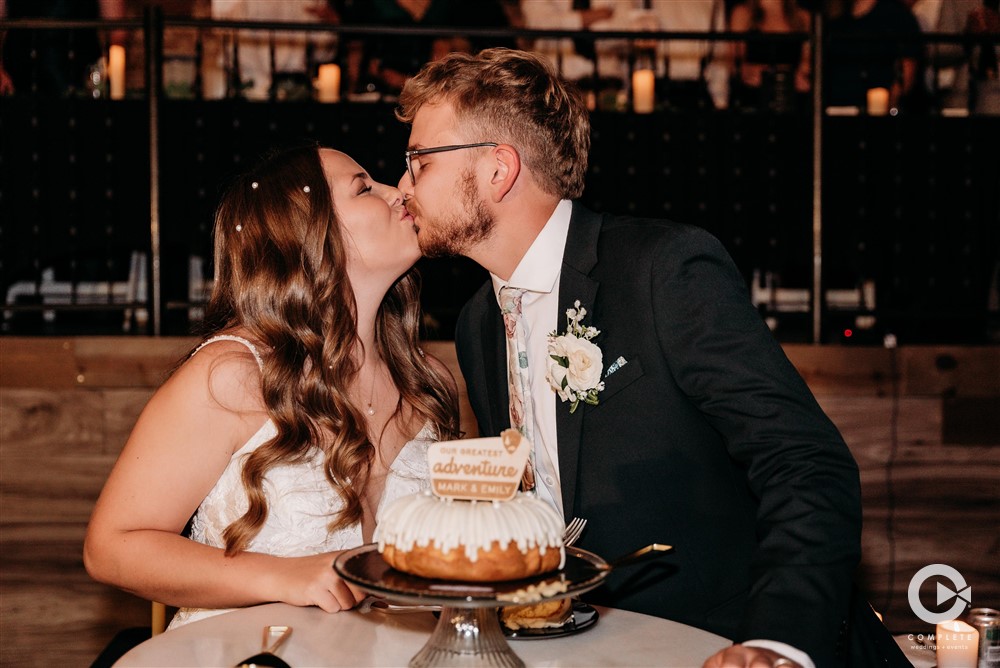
[366,366,377,416]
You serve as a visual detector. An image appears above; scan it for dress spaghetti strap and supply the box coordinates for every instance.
[192,335,264,371]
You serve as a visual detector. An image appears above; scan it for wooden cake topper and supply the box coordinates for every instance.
[427,428,531,501]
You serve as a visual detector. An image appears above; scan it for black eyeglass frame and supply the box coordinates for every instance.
[404,142,498,185]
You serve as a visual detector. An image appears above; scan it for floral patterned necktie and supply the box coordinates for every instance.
[499,286,536,493]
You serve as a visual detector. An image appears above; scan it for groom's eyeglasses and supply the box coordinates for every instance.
[404,143,498,185]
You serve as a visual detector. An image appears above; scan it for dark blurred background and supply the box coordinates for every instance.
[1,0,998,344]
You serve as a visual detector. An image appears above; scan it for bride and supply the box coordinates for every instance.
[84,144,459,628]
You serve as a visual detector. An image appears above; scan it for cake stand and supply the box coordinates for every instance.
[334,545,611,668]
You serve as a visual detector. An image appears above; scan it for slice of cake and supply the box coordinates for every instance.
[500,598,573,630]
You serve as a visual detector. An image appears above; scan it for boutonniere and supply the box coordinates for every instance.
[546,300,605,413]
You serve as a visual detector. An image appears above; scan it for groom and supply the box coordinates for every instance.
[396,48,907,668]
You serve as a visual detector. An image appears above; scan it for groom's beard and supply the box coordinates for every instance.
[415,169,495,258]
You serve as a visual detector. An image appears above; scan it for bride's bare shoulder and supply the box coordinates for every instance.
[165,334,268,416]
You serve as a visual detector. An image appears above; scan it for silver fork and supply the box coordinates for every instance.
[563,517,587,546]
[357,597,440,614]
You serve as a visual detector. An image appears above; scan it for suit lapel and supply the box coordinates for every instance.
[556,202,602,520]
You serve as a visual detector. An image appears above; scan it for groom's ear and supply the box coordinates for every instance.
[488,145,520,202]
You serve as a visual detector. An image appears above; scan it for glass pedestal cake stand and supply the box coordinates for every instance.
[334,545,611,668]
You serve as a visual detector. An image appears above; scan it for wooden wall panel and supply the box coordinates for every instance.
[0,338,79,389]
[0,519,149,668]
[784,344,1000,397]
[1,389,106,453]
[819,392,1000,629]
[2,454,117,525]
[1,337,998,665]
[73,338,190,388]
[852,441,1000,629]
[784,345,894,396]
[900,348,1000,396]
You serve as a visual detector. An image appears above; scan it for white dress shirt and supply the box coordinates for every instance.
[490,199,573,517]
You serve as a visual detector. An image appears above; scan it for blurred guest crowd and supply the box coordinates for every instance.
[1,0,998,113]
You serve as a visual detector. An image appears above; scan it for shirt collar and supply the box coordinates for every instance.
[491,199,573,302]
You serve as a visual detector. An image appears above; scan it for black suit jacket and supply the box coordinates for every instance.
[456,203,907,666]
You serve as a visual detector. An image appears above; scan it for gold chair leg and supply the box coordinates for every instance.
[151,601,166,636]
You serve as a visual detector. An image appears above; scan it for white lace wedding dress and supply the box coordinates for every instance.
[167,336,435,629]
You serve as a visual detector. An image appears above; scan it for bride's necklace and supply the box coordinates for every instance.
[365,367,377,416]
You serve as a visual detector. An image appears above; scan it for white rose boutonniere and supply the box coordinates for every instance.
[546,300,605,413]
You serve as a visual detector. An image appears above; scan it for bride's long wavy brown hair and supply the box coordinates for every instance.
[200,145,459,556]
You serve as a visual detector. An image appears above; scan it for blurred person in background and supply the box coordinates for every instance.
[646,0,730,108]
[966,0,1000,112]
[522,0,729,109]
[520,0,618,82]
[0,0,126,96]
[825,0,922,109]
[729,0,813,112]
[339,0,511,97]
[206,0,338,100]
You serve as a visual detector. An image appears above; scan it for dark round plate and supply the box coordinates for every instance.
[334,544,610,608]
[503,600,600,640]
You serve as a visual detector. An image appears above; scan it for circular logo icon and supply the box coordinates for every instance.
[908,564,972,624]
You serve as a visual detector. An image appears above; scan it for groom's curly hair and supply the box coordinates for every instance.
[397,48,590,200]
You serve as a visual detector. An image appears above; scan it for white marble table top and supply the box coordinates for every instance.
[115,602,731,667]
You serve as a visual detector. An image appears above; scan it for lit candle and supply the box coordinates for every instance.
[109,45,126,100]
[867,87,889,116]
[936,620,979,668]
[317,64,341,103]
[632,69,655,114]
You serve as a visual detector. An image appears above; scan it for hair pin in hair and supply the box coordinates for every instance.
[303,185,311,193]
[235,224,243,232]
[251,181,259,190]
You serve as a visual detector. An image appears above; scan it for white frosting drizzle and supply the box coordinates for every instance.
[375,491,566,567]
